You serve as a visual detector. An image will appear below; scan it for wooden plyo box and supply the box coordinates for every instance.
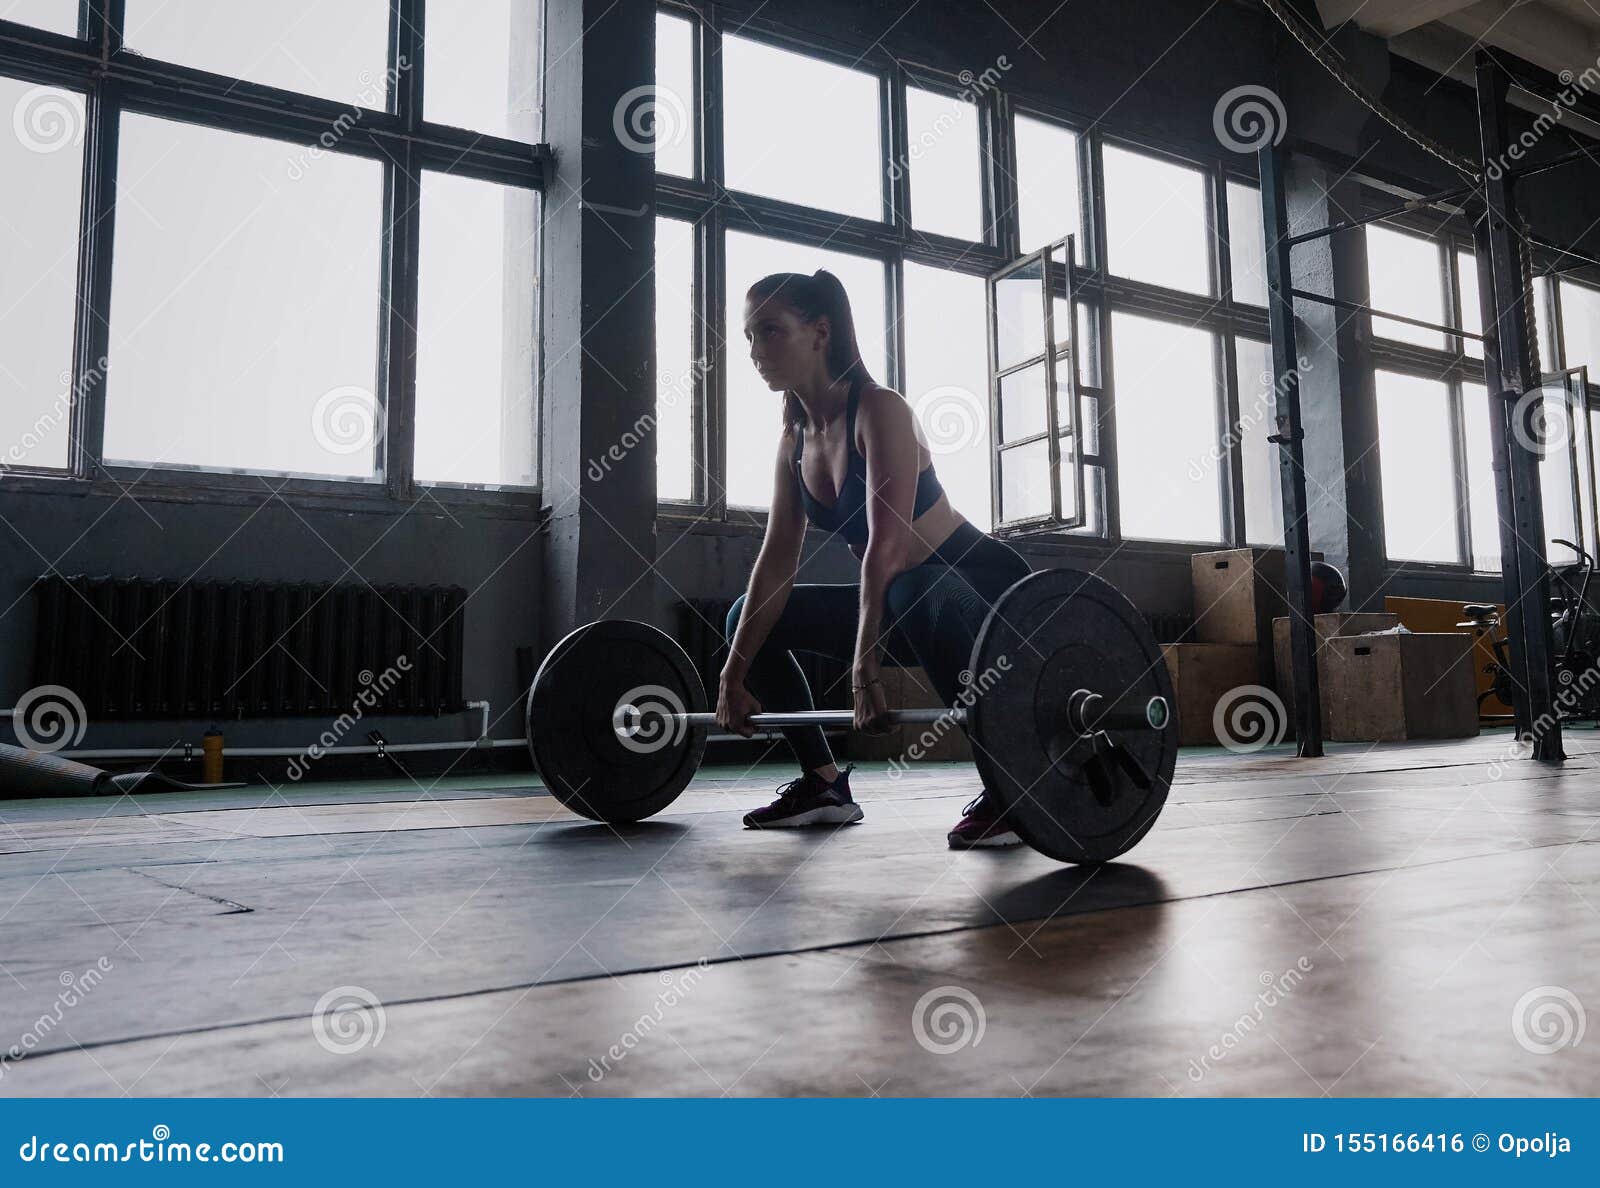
[1323,632,1479,741]
[1161,642,1261,747]
[1272,613,1400,734]
[1384,596,1511,716]
[1191,547,1320,689]
[847,665,971,762]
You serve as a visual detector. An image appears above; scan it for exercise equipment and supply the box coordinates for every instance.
[525,568,1175,864]
[0,743,246,799]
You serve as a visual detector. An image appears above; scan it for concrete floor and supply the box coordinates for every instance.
[1,733,1597,1096]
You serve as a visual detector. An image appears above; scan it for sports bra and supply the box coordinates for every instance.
[792,373,946,547]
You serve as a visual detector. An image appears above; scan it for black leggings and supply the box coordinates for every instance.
[723,522,1031,771]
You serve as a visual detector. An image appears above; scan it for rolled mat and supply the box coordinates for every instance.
[0,744,245,799]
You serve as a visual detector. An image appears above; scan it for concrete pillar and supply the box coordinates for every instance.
[539,0,658,646]
[1285,157,1387,611]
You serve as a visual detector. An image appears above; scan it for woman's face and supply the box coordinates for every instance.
[743,294,824,390]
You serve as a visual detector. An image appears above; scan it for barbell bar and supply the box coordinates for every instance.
[526,567,1181,864]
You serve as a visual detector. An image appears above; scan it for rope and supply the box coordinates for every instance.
[1259,0,1482,179]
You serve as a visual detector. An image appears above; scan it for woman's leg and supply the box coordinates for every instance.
[724,584,859,775]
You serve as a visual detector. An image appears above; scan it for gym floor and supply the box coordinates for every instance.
[1,732,1596,1097]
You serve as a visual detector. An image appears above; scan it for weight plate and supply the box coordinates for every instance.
[968,568,1176,864]
[526,620,707,823]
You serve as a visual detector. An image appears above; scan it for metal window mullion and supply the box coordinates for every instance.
[1447,378,1472,568]
[982,82,1011,253]
[69,73,120,479]
[886,63,909,233]
[1220,330,1245,545]
[1087,128,1119,542]
[1547,275,1566,374]
[702,4,727,519]
[381,0,423,497]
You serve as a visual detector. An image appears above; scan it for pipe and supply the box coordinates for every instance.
[59,739,526,761]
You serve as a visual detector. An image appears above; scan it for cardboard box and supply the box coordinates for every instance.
[1272,613,1400,734]
[1323,632,1478,741]
[1161,642,1262,747]
[1384,596,1511,716]
[846,665,971,762]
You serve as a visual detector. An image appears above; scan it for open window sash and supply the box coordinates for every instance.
[1534,367,1596,563]
[986,236,1083,531]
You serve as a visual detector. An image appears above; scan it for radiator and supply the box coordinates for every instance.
[31,576,466,720]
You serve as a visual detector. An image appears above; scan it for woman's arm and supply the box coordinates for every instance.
[721,428,808,689]
[853,387,921,694]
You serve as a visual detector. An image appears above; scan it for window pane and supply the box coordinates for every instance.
[652,11,695,177]
[423,0,540,142]
[725,232,885,508]
[1000,439,1049,521]
[999,363,1046,443]
[415,171,538,487]
[104,115,383,478]
[995,258,1044,368]
[0,79,83,472]
[3,0,77,35]
[1375,371,1456,563]
[1457,251,1483,360]
[1235,339,1283,546]
[906,86,981,241]
[1015,114,1080,262]
[1111,311,1222,542]
[1560,281,1600,377]
[124,2,391,107]
[905,262,990,531]
[655,217,695,501]
[1536,387,1578,557]
[1103,145,1210,295]
[1365,226,1445,350]
[1227,182,1267,306]
[1535,277,1555,370]
[1460,382,1499,572]
[723,36,880,221]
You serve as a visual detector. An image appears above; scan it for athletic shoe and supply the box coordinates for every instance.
[947,791,1022,849]
[744,763,863,829]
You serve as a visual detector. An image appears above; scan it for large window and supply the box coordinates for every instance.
[722,35,881,220]
[104,115,385,478]
[1366,226,1446,350]
[1227,183,1267,307]
[906,86,982,242]
[123,1,392,107]
[4,0,76,35]
[1103,145,1210,296]
[904,262,990,529]
[0,77,84,473]
[1015,114,1081,261]
[422,0,541,143]
[1234,338,1282,545]
[1460,383,1500,572]
[655,217,696,501]
[1560,281,1600,377]
[1375,371,1458,563]
[1112,312,1222,542]
[723,232,886,509]
[414,171,538,488]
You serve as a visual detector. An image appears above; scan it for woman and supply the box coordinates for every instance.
[718,269,1031,849]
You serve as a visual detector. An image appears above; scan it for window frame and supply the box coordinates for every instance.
[0,0,548,511]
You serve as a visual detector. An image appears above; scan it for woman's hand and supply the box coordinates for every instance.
[716,673,763,738]
[853,669,894,736]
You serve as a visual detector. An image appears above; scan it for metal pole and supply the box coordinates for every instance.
[1259,144,1324,758]
[1476,51,1564,760]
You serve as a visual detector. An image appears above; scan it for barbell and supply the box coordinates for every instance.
[525,567,1179,864]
